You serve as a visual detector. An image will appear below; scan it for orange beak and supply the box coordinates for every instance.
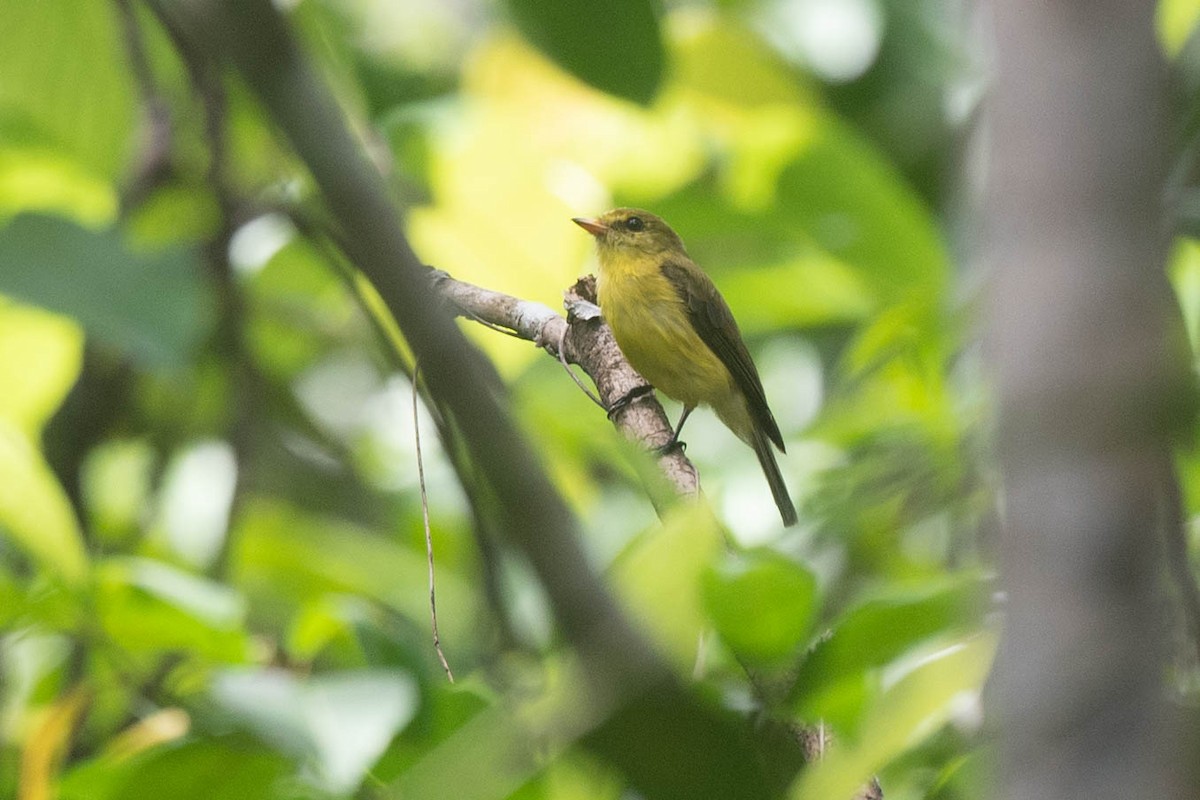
[572,217,609,237]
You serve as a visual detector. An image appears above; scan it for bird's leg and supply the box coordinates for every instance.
[606,383,655,421]
[656,405,695,455]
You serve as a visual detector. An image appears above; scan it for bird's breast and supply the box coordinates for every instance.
[597,260,733,410]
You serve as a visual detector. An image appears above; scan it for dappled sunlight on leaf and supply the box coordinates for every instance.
[1158,0,1200,56]
[0,301,87,582]
[0,146,116,226]
[0,302,82,437]
[1169,237,1200,354]
[670,11,817,110]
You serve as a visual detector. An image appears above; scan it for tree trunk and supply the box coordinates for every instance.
[985,2,1190,798]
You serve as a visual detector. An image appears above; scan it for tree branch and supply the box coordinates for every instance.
[429,269,700,506]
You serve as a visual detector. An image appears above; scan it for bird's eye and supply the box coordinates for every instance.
[625,216,644,232]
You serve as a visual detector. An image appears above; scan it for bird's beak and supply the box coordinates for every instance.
[572,217,609,237]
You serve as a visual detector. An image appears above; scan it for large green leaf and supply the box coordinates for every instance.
[775,116,948,303]
[94,557,250,661]
[505,0,664,105]
[0,301,82,437]
[0,214,208,368]
[791,633,996,800]
[0,420,87,584]
[790,575,988,731]
[0,136,116,225]
[648,107,947,334]
[0,301,87,583]
[610,504,723,671]
[0,0,134,181]
[702,548,819,663]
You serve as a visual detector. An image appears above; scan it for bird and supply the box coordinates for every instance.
[573,208,797,526]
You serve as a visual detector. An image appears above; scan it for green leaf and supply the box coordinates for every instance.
[245,234,354,380]
[0,301,82,436]
[791,633,996,800]
[1169,237,1200,355]
[702,549,819,663]
[790,575,987,729]
[610,504,723,671]
[718,252,875,331]
[211,667,419,793]
[0,0,135,181]
[505,0,665,105]
[287,594,372,663]
[0,139,117,225]
[81,438,155,546]
[776,117,948,303]
[232,498,477,644]
[672,19,812,108]
[124,184,222,247]
[0,420,87,584]
[1158,0,1200,57]
[649,106,947,332]
[69,736,292,800]
[0,214,209,368]
[95,557,249,661]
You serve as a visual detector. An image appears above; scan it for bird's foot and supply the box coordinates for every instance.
[606,384,654,420]
[654,437,687,457]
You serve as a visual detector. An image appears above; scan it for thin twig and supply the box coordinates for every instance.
[462,309,525,339]
[413,363,454,682]
[557,325,605,409]
[114,0,174,211]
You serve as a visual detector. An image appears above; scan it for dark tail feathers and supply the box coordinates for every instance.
[753,430,797,526]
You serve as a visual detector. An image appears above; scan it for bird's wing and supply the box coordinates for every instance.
[660,260,785,452]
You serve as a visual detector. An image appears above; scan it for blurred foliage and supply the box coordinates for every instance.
[0,1,1191,799]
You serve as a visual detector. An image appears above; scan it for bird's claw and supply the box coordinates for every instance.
[606,384,654,420]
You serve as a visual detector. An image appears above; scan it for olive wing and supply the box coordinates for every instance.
[660,260,785,452]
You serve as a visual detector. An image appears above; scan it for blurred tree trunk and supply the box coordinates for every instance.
[985,2,1191,798]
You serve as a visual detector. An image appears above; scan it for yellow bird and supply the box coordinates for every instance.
[574,208,797,526]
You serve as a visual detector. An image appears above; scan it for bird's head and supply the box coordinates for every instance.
[573,208,686,258]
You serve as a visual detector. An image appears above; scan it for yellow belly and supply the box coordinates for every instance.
[598,263,751,438]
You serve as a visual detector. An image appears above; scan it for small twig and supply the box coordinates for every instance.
[462,309,525,339]
[557,325,605,409]
[114,0,174,211]
[413,363,454,682]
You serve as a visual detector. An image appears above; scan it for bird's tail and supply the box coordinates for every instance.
[753,430,797,527]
